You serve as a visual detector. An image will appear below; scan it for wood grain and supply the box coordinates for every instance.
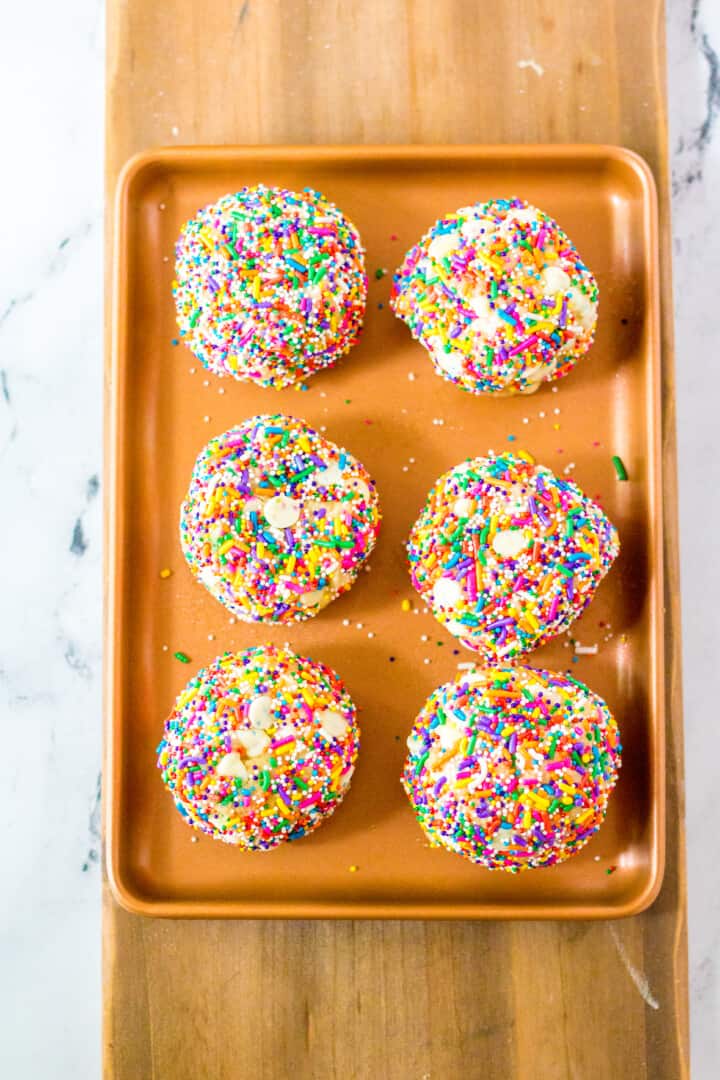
[104,1,688,1076]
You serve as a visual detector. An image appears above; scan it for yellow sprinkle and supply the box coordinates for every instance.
[218,540,236,556]
[159,568,172,579]
[516,450,535,465]
[477,250,504,274]
[286,554,296,575]
[401,599,412,612]
[298,436,311,452]
[348,865,359,873]
[522,806,533,830]
[252,275,262,300]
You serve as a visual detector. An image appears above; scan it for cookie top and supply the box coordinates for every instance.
[402,665,621,870]
[173,185,367,388]
[180,415,381,623]
[391,197,598,395]
[157,645,360,849]
[407,452,619,662]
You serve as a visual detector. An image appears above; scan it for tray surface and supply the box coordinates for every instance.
[108,145,663,918]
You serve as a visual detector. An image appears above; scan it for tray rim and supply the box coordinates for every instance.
[105,142,665,920]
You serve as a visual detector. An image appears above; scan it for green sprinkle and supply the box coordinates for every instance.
[259,770,271,791]
[189,309,201,329]
[174,651,191,664]
[612,455,628,481]
[374,267,387,280]
[415,751,430,775]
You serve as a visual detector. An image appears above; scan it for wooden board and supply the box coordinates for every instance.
[104,1,688,1076]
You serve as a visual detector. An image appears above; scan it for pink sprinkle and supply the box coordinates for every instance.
[508,334,539,357]
[271,735,295,749]
[546,758,571,770]
[548,595,560,621]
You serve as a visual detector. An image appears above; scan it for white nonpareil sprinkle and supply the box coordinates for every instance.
[574,643,599,655]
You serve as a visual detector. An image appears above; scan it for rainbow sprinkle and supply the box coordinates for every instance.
[173,186,368,388]
[180,414,381,624]
[157,645,359,849]
[391,197,598,395]
[402,665,621,871]
[407,452,619,662]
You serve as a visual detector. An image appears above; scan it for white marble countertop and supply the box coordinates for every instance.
[0,0,717,1075]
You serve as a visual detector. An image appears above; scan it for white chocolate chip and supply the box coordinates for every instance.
[248,695,274,729]
[316,461,343,486]
[435,347,464,378]
[263,494,300,528]
[433,577,464,607]
[216,752,248,778]
[233,729,270,758]
[428,231,460,259]
[541,266,571,296]
[460,215,486,240]
[437,721,464,750]
[492,529,529,558]
[300,588,326,608]
[567,286,597,330]
[453,497,475,518]
[316,709,349,740]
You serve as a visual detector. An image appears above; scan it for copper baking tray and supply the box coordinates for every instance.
[106,145,664,918]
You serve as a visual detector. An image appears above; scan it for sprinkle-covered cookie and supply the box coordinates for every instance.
[407,452,618,661]
[180,415,381,623]
[157,645,360,849]
[403,665,621,870]
[391,197,598,395]
[173,186,367,388]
